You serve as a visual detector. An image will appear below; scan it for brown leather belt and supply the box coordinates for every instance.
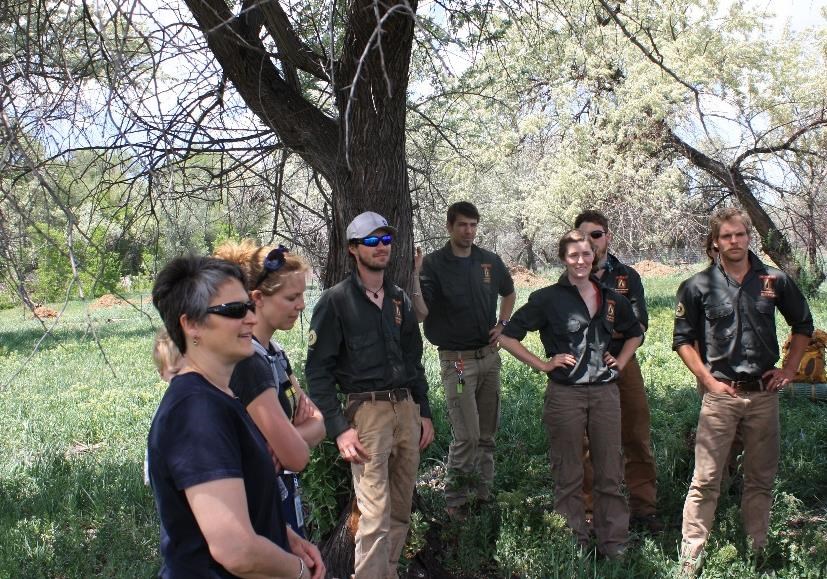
[719,378,767,392]
[438,344,498,361]
[347,388,410,403]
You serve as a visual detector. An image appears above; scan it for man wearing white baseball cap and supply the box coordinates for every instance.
[306,211,434,578]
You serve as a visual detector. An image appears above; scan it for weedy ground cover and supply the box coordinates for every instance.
[1,274,826,577]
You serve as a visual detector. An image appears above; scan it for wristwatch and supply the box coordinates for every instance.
[498,319,509,327]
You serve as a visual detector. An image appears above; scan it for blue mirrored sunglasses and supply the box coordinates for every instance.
[205,300,256,319]
[354,234,393,247]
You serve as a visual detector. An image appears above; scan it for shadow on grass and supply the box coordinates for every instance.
[0,450,159,578]
[0,322,156,358]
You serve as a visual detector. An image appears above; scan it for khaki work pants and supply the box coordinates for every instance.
[681,391,779,559]
[583,355,658,516]
[544,381,628,556]
[347,396,421,579]
[439,349,501,508]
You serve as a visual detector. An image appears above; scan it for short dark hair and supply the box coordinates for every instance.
[558,229,599,273]
[447,201,480,225]
[574,209,609,231]
[151,255,245,355]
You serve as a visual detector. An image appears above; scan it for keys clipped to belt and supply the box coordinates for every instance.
[454,359,465,394]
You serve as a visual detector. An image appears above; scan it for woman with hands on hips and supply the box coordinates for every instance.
[498,229,643,560]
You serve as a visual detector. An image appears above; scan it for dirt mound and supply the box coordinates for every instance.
[33,305,59,318]
[91,294,129,309]
[633,260,678,277]
[509,265,546,287]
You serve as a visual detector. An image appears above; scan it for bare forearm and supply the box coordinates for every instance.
[499,335,547,372]
[676,344,715,386]
[499,292,516,322]
[232,535,305,579]
[412,274,428,322]
[783,333,810,373]
[296,420,325,448]
[615,336,642,369]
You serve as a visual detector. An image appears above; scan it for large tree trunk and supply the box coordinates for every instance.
[323,0,418,289]
[182,0,417,291]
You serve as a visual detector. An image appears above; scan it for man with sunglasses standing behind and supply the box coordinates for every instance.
[574,210,660,533]
[306,211,434,579]
[412,201,516,520]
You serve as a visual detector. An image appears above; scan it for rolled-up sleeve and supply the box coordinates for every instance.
[502,290,547,341]
[779,276,814,338]
[672,280,700,350]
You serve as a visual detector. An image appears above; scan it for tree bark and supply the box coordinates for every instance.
[324,0,418,289]
[181,0,418,291]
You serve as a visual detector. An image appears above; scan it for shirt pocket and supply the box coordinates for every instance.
[552,319,583,354]
[346,332,383,374]
[704,302,734,343]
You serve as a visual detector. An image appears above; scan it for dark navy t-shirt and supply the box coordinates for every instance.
[147,372,287,578]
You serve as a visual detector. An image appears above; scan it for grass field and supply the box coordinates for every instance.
[1,272,827,578]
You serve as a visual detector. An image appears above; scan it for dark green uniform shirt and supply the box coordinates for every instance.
[599,253,648,356]
[672,251,813,380]
[420,243,515,350]
[305,271,431,440]
[502,274,643,385]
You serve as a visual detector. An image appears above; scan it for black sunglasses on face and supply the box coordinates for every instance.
[587,230,606,240]
[205,301,256,319]
[353,234,393,247]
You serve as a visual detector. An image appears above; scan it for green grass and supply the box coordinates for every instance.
[2,277,827,577]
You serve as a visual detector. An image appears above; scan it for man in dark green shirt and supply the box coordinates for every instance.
[412,201,515,518]
[306,211,434,578]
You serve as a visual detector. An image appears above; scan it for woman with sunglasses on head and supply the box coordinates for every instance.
[148,255,323,578]
[215,240,325,539]
[498,230,643,560]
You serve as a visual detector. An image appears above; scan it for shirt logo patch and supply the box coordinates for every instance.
[606,299,616,323]
[393,299,403,325]
[481,263,492,284]
[760,275,777,299]
[615,275,628,294]
[307,329,317,347]
[675,302,685,318]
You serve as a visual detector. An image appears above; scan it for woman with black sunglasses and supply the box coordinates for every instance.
[148,255,323,578]
[215,240,325,539]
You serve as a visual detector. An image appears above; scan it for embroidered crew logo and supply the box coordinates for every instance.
[393,299,403,325]
[760,275,777,299]
[606,299,616,323]
[615,275,628,294]
[481,263,492,284]
[675,302,685,318]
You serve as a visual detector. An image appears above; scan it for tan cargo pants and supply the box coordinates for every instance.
[347,395,421,579]
[681,390,779,559]
[439,347,501,508]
